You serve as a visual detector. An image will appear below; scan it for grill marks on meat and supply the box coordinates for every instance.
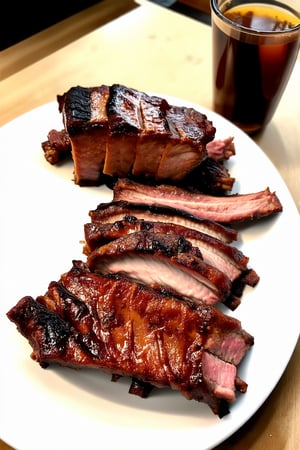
[43,84,216,186]
[7,261,254,417]
[113,178,283,224]
[131,93,170,178]
[41,84,236,194]
[104,84,141,177]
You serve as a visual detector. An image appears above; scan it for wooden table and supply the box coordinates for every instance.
[1,1,299,449]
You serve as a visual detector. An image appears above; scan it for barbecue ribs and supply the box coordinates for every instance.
[7,261,254,418]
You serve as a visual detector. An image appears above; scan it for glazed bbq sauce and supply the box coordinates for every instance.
[213,3,300,134]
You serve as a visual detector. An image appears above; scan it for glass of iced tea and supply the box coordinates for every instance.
[211,0,300,134]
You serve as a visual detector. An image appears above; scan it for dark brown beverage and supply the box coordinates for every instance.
[211,1,300,134]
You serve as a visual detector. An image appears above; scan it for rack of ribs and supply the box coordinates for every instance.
[7,260,254,418]
[42,84,217,186]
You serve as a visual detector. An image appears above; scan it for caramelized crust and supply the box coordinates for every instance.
[46,84,216,185]
[7,261,254,417]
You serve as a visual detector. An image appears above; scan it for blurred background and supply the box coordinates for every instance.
[1,0,210,50]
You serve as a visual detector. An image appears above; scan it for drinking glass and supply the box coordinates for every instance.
[211,0,300,134]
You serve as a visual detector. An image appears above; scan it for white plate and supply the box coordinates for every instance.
[0,99,299,450]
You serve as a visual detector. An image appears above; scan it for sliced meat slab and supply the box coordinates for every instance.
[89,200,238,243]
[86,230,233,307]
[113,178,283,224]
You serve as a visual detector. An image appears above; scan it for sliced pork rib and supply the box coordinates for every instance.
[89,200,238,243]
[83,216,258,285]
[84,218,259,310]
[113,178,283,224]
[86,230,236,308]
[7,260,254,417]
